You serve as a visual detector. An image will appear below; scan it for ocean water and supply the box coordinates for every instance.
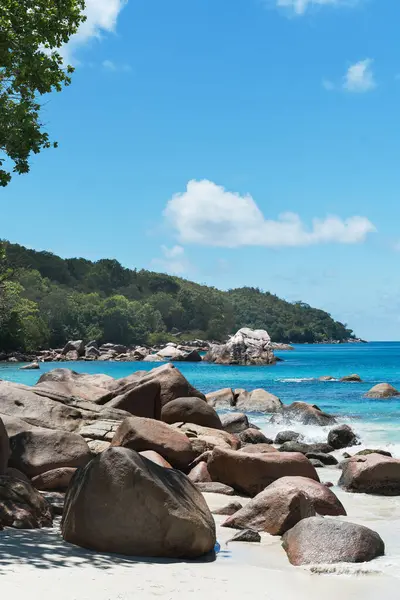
[2,341,400,453]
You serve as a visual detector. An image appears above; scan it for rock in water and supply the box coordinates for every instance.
[20,362,40,370]
[206,388,235,409]
[236,388,282,413]
[305,452,338,466]
[271,402,336,427]
[340,374,362,382]
[365,383,400,398]
[227,529,261,543]
[207,447,319,497]
[355,449,392,458]
[282,517,384,565]
[328,424,359,450]
[204,328,276,366]
[111,416,196,470]
[275,431,302,444]
[0,417,10,475]
[0,476,53,529]
[279,441,334,455]
[61,447,216,558]
[238,429,273,445]
[338,453,400,495]
[161,397,222,429]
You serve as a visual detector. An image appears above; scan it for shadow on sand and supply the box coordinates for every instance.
[0,524,217,574]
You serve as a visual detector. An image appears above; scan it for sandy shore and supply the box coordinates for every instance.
[1,468,400,599]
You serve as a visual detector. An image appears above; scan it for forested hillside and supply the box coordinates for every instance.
[0,241,355,352]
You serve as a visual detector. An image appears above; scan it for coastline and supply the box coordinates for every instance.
[0,339,365,365]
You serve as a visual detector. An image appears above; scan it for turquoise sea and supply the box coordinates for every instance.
[2,341,400,451]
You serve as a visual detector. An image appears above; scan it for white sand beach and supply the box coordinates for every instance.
[2,469,400,600]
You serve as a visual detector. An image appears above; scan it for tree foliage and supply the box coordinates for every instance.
[0,241,355,352]
[0,0,85,186]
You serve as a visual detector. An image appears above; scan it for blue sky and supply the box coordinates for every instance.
[2,0,400,340]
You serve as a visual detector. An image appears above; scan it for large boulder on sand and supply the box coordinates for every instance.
[328,424,359,450]
[282,517,384,565]
[223,477,345,534]
[236,389,282,413]
[338,453,400,495]
[61,447,216,558]
[207,447,319,497]
[0,476,53,529]
[161,397,222,429]
[263,476,345,516]
[222,482,316,535]
[272,402,336,427]
[8,427,92,478]
[365,383,400,399]
[204,328,276,366]
[0,417,10,475]
[111,416,196,470]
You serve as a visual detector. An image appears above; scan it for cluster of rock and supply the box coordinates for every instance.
[0,363,394,565]
[8,340,207,366]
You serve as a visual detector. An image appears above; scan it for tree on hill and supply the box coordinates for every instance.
[0,0,85,186]
[0,241,356,352]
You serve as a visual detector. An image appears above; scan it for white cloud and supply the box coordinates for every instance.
[102,59,131,72]
[151,246,189,275]
[343,59,376,93]
[164,180,376,248]
[275,0,358,15]
[61,0,127,63]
